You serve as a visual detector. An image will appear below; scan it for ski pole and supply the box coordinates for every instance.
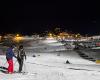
[23,61,27,73]
[14,59,17,65]
[2,60,7,67]
[23,62,26,72]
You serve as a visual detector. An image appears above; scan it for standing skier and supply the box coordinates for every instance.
[17,45,26,73]
[6,45,16,74]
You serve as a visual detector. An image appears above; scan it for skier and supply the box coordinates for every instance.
[66,60,70,64]
[6,45,17,74]
[17,45,26,73]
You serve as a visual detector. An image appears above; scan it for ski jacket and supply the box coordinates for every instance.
[6,48,16,61]
[17,49,26,60]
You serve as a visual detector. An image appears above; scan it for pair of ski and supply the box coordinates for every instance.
[14,71,28,75]
[14,71,37,75]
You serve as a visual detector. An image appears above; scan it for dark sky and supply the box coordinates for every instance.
[0,0,96,35]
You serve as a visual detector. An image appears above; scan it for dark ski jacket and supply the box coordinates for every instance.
[17,49,26,60]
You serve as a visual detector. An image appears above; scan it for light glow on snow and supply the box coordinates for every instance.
[0,39,100,80]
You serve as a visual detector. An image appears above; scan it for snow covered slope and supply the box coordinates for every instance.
[0,39,100,80]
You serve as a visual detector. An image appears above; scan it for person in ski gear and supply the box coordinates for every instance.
[6,45,17,74]
[17,45,26,73]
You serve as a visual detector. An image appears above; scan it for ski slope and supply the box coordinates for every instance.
[0,38,100,80]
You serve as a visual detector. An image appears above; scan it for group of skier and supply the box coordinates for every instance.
[6,44,26,74]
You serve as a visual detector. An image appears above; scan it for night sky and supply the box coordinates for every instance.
[0,0,96,35]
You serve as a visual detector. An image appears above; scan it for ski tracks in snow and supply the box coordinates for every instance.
[0,72,37,80]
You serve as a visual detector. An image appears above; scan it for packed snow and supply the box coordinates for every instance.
[0,38,100,80]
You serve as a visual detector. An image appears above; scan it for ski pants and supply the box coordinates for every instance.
[7,59,13,73]
[17,58,23,72]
